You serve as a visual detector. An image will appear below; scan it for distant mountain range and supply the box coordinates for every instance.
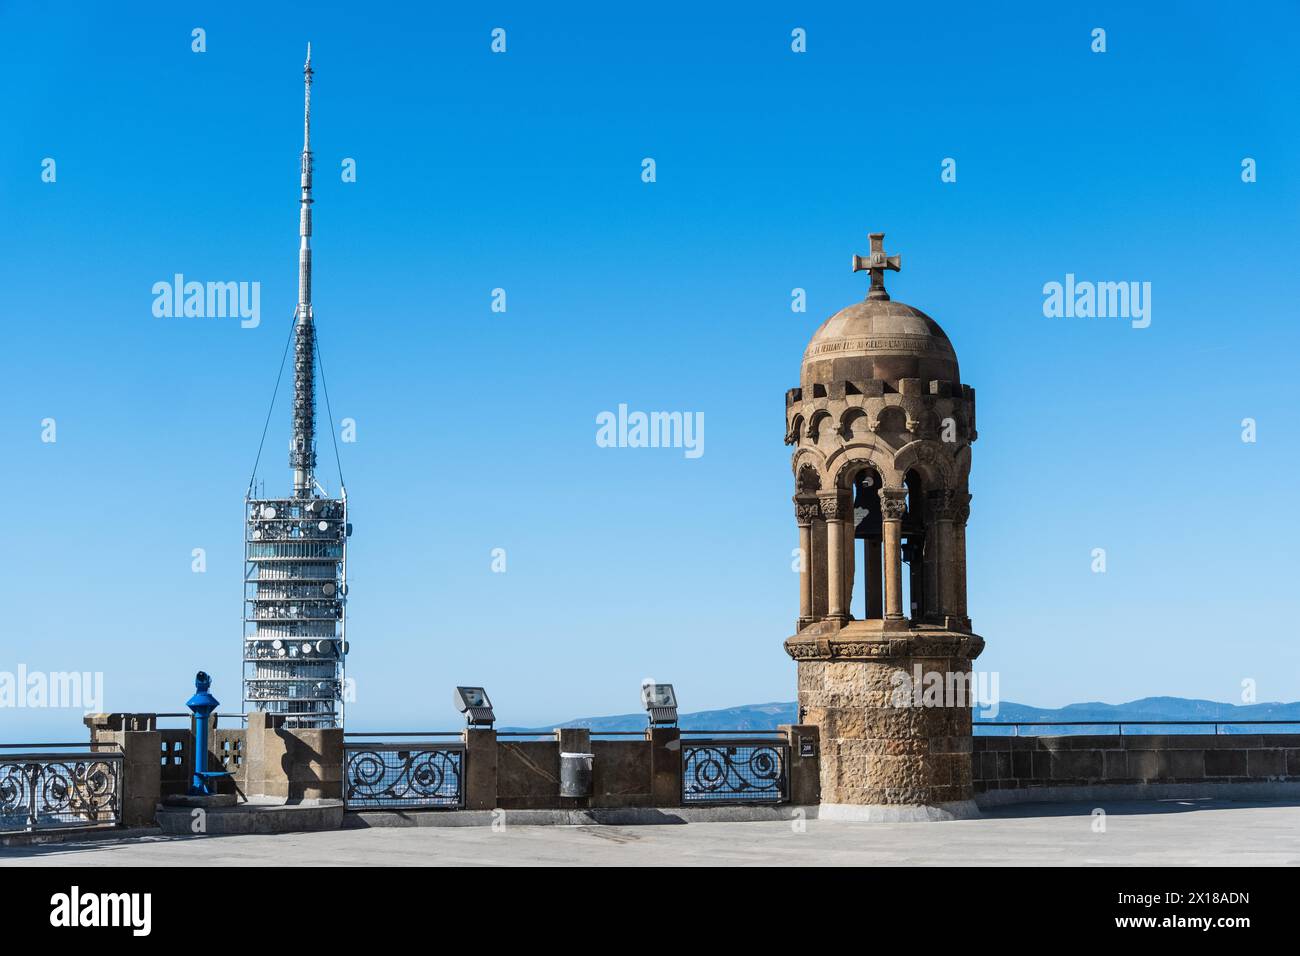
[507,702,797,734]
[507,697,1300,734]
[973,696,1300,726]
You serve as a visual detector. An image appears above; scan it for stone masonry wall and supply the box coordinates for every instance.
[800,657,973,806]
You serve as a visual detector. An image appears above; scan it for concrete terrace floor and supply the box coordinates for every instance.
[4,800,1299,866]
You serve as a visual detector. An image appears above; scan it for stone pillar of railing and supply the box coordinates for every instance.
[84,713,160,828]
[781,723,821,806]
[462,728,498,810]
[244,712,343,800]
[647,726,682,806]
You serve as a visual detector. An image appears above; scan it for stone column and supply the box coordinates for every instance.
[811,517,828,617]
[842,511,856,616]
[878,489,908,621]
[908,532,925,619]
[795,499,819,626]
[866,536,883,618]
[923,528,939,620]
[928,489,959,619]
[821,494,848,622]
[954,493,972,623]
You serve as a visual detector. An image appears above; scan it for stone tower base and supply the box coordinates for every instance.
[786,622,985,820]
[819,800,980,822]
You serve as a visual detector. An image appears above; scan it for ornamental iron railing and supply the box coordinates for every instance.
[682,739,788,804]
[0,748,123,832]
[343,742,464,809]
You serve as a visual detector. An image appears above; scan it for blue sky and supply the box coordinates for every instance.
[2,1,1298,740]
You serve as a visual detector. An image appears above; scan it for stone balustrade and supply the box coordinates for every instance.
[80,714,822,823]
[44,718,1300,828]
[973,733,1300,806]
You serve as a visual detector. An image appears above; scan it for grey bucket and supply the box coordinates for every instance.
[559,752,594,798]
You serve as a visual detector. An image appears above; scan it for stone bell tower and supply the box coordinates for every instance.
[783,233,984,821]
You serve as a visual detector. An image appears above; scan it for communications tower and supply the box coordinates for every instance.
[243,45,351,727]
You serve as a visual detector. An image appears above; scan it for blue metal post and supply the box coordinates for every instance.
[186,671,221,796]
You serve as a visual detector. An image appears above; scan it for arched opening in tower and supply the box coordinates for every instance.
[846,464,883,621]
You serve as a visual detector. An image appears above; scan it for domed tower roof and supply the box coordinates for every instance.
[801,233,960,392]
[801,298,960,392]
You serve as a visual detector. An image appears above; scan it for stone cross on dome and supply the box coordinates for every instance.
[851,232,901,301]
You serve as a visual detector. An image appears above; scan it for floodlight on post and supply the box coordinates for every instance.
[454,686,495,728]
[641,682,679,727]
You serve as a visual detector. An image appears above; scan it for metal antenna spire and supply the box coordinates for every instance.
[243,45,350,732]
[291,42,317,497]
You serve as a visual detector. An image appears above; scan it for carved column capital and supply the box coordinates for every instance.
[818,494,848,521]
[794,497,821,525]
[955,492,972,524]
[878,489,908,522]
